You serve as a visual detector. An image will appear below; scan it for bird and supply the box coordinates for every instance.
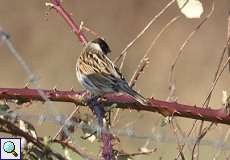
[76,37,148,105]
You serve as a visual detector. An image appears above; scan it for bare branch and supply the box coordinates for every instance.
[51,139,97,160]
[53,106,80,140]
[47,0,88,44]
[0,118,67,160]
[114,0,176,66]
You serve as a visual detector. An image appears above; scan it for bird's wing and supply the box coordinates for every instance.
[79,47,126,82]
[78,47,147,104]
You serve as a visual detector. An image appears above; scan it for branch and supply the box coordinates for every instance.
[51,139,97,160]
[46,0,88,44]
[0,118,67,160]
[114,0,176,65]
[0,88,229,125]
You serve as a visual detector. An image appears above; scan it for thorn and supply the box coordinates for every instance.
[53,86,57,91]
[70,87,74,92]
[173,110,181,115]
[197,113,203,117]
[80,21,84,31]
[24,82,30,89]
[216,116,223,121]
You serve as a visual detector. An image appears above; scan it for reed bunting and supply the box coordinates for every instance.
[76,38,147,105]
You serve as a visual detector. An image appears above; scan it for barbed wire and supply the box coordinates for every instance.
[1,110,230,151]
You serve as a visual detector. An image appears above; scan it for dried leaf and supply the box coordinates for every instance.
[160,116,171,127]
[177,0,203,18]
[139,147,151,153]
[112,149,133,160]
[19,120,37,139]
[64,148,72,160]
[222,90,228,106]
[84,133,96,142]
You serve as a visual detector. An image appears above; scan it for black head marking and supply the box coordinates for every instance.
[92,38,111,55]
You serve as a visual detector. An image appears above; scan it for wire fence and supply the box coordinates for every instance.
[1,109,230,151]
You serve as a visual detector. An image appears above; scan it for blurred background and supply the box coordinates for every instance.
[0,0,230,159]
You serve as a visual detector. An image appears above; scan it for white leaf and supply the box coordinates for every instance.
[64,148,72,160]
[85,133,96,142]
[222,90,228,106]
[177,0,203,18]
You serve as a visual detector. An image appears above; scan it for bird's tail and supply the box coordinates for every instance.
[119,83,148,105]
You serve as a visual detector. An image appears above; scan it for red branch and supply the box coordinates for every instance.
[49,0,88,44]
[0,88,229,125]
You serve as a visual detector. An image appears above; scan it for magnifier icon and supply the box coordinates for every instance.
[3,141,18,157]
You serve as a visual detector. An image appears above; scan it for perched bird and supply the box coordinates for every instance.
[76,38,148,105]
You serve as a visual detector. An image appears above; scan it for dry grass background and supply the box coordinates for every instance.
[0,0,230,159]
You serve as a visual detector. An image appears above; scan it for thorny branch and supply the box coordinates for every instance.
[0,88,229,125]
[46,0,88,44]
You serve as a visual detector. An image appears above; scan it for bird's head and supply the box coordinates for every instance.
[90,37,111,55]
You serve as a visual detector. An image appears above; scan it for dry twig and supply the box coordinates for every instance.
[114,0,176,68]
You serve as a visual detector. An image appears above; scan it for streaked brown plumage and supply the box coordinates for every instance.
[76,38,147,105]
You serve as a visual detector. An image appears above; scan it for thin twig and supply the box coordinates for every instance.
[80,21,99,37]
[169,1,215,158]
[53,106,80,140]
[212,128,230,160]
[130,15,181,88]
[176,37,230,160]
[193,35,230,159]
[52,139,97,160]
[192,56,230,160]
[169,1,215,97]
[118,148,157,157]
[114,0,176,67]
[112,16,180,125]
[170,118,186,160]
[129,56,150,88]
[0,118,67,160]
[47,0,88,44]
[191,122,214,160]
